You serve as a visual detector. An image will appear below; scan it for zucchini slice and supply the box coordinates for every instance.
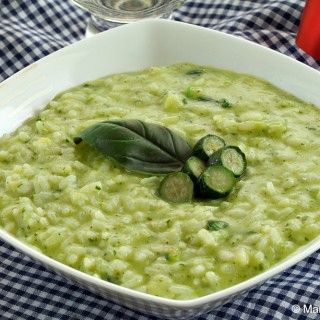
[208,146,247,177]
[193,134,225,161]
[182,156,206,182]
[198,165,236,199]
[159,172,194,203]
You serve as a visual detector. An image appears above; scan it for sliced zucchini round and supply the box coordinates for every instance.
[198,165,236,199]
[208,146,247,177]
[182,156,206,182]
[159,172,194,203]
[193,134,225,161]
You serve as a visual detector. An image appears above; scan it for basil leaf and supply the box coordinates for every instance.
[74,119,192,174]
[207,220,229,231]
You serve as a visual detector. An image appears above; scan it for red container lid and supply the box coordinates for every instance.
[296,0,320,60]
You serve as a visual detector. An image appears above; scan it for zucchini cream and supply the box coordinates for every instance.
[1,63,320,299]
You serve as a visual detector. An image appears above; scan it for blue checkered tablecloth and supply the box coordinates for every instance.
[0,1,319,319]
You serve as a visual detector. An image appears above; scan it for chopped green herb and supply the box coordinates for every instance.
[185,69,204,76]
[218,98,232,108]
[164,252,178,262]
[207,220,229,231]
[185,85,193,98]
[197,96,213,102]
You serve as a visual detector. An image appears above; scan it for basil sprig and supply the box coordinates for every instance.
[74,119,192,174]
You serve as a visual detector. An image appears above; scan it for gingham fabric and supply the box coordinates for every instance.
[0,0,319,319]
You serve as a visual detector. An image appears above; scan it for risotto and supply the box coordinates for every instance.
[1,63,320,299]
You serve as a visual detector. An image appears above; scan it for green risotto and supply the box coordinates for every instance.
[1,63,320,299]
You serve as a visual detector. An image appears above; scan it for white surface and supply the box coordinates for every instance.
[0,19,320,319]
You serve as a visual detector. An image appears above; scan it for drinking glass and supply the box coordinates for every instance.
[72,0,187,37]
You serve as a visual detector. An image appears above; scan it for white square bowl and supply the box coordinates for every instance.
[1,19,320,319]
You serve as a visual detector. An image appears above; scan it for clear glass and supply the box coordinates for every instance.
[72,0,187,36]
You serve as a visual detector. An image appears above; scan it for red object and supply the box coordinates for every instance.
[296,0,320,60]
